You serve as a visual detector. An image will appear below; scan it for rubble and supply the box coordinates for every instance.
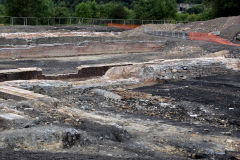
[0,23,239,159]
[104,58,240,81]
[91,89,122,101]
[237,33,240,41]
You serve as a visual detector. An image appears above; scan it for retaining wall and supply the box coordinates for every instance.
[0,68,43,82]
[0,63,134,82]
[0,41,164,59]
[1,58,239,83]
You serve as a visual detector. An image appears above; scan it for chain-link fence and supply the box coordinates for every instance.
[0,16,188,26]
[143,25,189,40]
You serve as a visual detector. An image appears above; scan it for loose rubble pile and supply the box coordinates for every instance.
[104,58,240,81]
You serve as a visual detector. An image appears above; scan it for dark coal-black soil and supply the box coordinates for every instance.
[0,52,161,74]
[134,74,240,128]
[0,149,155,160]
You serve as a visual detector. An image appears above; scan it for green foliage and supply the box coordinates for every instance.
[6,0,54,17]
[185,4,204,14]
[75,1,98,18]
[176,13,189,21]
[200,8,214,20]
[0,4,5,16]
[107,3,129,19]
[176,0,202,4]
[54,1,71,17]
[3,0,236,23]
[124,7,135,19]
[134,0,177,20]
[187,13,201,21]
[176,12,202,22]
[75,1,133,19]
[207,0,240,18]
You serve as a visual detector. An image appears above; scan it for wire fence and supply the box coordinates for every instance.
[0,16,189,26]
[143,26,189,40]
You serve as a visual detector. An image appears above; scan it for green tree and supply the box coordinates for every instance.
[0,4,5,16]
[134,0,177,20]
[75,1,132,19]
[75,1,99,18]
[6,0,54,17]
[207,0,240,18]
[54,1,71,17]
[185,4,204,14]
[108,2,129,19]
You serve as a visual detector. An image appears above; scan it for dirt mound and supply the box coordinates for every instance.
[120,24,176,37]
[121,16,240,40]
[176,16,240,33]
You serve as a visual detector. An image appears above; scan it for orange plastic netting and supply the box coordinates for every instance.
[189,32,240,46]
[108,23,141,30]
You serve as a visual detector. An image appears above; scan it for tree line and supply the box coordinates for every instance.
[0,0,239,22]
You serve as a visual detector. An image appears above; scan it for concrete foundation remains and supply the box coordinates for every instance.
[0,68,42,82]
[104,58,240,81]
[0,41,164,59]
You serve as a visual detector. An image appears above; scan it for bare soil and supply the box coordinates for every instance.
[0,20,239,160]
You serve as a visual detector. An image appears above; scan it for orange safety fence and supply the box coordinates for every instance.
[189,32,240,47]
[108,23,141,30]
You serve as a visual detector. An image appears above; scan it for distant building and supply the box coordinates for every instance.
[178,3,196,13]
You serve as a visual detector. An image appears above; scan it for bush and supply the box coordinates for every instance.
[176,13,202,22]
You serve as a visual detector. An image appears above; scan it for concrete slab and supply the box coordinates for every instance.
[0,85,49,101]
[0,113,25,120]
[77,62,134,78]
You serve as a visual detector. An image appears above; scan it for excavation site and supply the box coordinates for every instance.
[0,16,240,160]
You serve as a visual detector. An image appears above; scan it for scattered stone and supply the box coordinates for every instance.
[24,108,34,111]
[0,113,24,120]
[91,89,122,101]
[0,126,80,150]
[190,114,198,118]
[221,132,231,135]
[237,33,240,41]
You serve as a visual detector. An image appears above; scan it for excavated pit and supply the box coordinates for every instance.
[0,25,240,160]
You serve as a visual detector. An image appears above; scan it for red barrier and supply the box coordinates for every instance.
[189,32,240,46]
[108,23,141,30]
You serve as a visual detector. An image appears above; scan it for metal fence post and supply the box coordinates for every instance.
[182,32,186,40]
[36,18,38,25]
[10,17,13,25]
